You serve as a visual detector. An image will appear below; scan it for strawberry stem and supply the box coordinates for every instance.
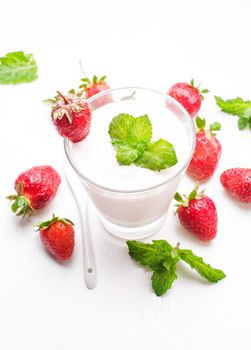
[56,91,69,104]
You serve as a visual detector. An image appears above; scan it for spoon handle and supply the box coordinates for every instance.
[64,161,97,289]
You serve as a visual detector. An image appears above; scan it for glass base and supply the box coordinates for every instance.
[99,214,167,240]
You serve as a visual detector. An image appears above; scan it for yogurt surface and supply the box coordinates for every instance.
[69,99,190,191]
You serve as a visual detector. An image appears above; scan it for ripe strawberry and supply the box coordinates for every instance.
[45,90,92,143]
[187,116,222,181]
[168,79,209,117]
[79,75,110,99]
[175,184,217,241]
[7,165,61,217]
[220,168,251,203]
[36,214,74,261]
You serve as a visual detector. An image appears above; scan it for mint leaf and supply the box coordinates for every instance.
[127,240,173,272]
[0,51,38,84]
[135,139,177,171]
[151,257,178,296]
[108,114,134,145]
[116,144,140,165]
[238,117,248,130]
[128,115,152,147]
[126,240,225,297]
[215,96,251,118]
[178,249,226,283]
[109,113,178,171]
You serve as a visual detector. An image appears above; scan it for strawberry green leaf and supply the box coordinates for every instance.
[0,51,38,84]
[178,249,226,283]
[35,214,74,231]
[7,195,34,218]
[195,116,206,130]
[188,182,200,201]
[174,192,183,203]
[210,122,221,131]
[135,139,177,171]
[201,89,209,94]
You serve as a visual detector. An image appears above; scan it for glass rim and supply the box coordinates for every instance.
[64,86,196,194]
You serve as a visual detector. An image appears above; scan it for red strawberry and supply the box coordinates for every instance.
[220,168,251,203]
[36,214,74,261]
[168,79,209,117]
[175,184,217,241]
[79,75,110,99]
[7,165,61,217]
[187,116,222,181]
[46,90,92,143]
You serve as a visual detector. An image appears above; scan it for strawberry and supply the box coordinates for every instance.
[168,79,209,117]
[7,165,61,217]
[36,214,74,261]
[45,90,92,143]
[187,116,222,181]
[79,75,110,99]
[220,168,251,203]
[175,184,217,241]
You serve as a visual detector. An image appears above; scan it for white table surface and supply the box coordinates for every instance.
[1,1,251,349]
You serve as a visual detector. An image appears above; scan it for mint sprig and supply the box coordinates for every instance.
[215,96,251,130]
[109,114,177,171]
[127,240,225,297]
[0,51,38,84]
[135,139,177,171]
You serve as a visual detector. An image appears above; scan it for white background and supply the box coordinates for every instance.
[1,1,251,349]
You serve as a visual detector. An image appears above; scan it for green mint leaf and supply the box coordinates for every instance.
[243,108,251,118]
[249,117,251,129]
[178,249,226,283]
[0,51,38,84]
[210,121,221,131]
[215,96,251,118]
[151,257,178,296]
[116,144,140,165]
[127,240,173,272]
[195,116,206,130]
[108,114,135,145]
[128,115,152,147]
[135,139,177,171]
[238,117,248,130]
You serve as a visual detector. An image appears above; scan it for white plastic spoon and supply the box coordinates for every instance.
[64,160,97,289]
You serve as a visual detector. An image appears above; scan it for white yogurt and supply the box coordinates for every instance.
[66,95,194,238]
[71,100,190,191]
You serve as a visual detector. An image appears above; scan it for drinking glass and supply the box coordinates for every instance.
[64,87,196,239]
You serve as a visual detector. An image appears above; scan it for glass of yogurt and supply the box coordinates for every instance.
[64,87,196,239]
